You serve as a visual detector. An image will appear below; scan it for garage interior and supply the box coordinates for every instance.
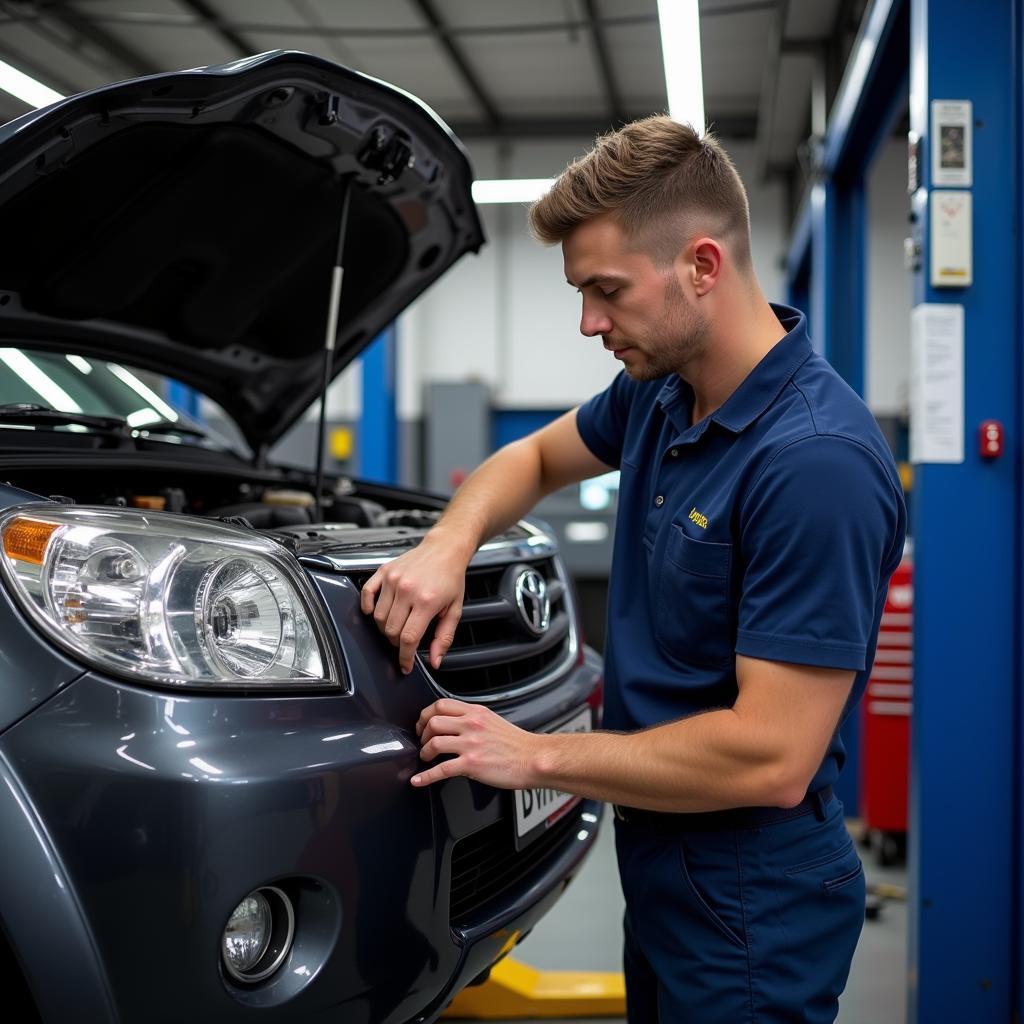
[0,1,1016,1022]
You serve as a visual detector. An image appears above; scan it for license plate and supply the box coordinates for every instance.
[513,706,592,849]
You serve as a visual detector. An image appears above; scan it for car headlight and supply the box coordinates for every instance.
[0,505,342,690]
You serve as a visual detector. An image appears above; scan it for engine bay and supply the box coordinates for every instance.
[0,459,454,543]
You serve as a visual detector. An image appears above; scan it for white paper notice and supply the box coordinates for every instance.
[930,190,972,288]
[910,303,964,464]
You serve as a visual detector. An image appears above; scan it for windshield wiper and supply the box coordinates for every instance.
[133,421,208,440]
[0,403,207,439]
[0,403,129,431]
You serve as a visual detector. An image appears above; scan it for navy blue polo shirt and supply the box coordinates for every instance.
[576,304,907,795]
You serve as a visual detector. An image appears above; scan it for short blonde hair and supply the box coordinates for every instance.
[528,115,752,270]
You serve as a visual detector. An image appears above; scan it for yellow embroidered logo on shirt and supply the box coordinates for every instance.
[688,507,709,530]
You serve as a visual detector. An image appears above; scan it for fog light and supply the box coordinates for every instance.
[222,886,295,983]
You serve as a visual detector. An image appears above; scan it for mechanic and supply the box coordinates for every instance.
[360,115,907,1023]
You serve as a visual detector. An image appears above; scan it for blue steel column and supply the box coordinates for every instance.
[808,182,830,358]
[826,175,866,397]
[359,324,398,483]
[810,176,867,814]
[1019,2,1024,1012]
[804,0,909,825]
[812,173,867,815]
[809,175,867,397]
[907,1,1019,1020]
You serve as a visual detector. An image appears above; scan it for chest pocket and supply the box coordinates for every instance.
[654,526,735,668]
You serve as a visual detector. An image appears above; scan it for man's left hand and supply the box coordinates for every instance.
[412,698,543,790]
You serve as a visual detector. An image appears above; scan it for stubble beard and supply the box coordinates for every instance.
[619,275,711,382]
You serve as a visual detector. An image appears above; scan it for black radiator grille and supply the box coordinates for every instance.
[426,557,572,698]
[448,806,584,924]
[345,557,573,700]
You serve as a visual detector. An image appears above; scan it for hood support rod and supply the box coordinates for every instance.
[314,174,353,520]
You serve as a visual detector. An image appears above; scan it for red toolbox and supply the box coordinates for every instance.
[860,551,912,864]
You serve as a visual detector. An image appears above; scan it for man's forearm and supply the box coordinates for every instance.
[428,439,548,559]
[532,709,809,813]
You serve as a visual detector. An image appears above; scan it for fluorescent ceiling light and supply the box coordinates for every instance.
[657,0,705,133]
[472,178,554,205]
[0,58,63,109]
[66,354,92,375]
[0,348,82,412]
[126,407,161,428]
[107,363,179,421]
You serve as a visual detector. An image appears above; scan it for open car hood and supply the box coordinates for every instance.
[0,51,484,450]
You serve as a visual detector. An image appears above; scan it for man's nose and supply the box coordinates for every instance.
[580,304,612,337]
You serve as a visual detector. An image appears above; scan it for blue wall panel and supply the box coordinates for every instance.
[492,409,565,450]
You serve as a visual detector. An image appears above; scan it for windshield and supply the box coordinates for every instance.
[0,348,249,455]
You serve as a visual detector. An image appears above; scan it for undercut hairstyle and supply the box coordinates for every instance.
[528,115,753,272]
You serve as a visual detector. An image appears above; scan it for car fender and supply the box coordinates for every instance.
[0,750,118,1023]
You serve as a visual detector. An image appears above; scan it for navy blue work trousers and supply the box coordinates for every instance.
[614,795,865,1022]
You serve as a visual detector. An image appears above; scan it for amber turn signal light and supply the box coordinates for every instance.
[2,517,60,565]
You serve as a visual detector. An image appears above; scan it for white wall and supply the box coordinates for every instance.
[731,142,787,306]
[396,136,788,419]
[866,138,913,416]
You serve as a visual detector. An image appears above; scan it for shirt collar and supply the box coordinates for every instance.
[656,303,812,437]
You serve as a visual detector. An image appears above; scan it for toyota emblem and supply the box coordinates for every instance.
[514,568,551,636]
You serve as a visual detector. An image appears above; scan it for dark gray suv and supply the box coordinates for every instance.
[0,51,603,1023]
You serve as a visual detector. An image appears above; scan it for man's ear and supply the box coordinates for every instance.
[689,237,723,295]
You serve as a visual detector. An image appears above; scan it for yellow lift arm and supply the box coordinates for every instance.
[443,957,626,1019]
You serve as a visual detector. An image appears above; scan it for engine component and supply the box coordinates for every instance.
[374,509,443,529]
[261,489,315,508]
[209,502,312,529]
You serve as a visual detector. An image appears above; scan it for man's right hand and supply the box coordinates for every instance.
[359,409,610,676]
[359,532,469,675]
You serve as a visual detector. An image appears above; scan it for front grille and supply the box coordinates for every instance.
[343,556,574,701]
[425,557,573,699]
[449,806,584,924]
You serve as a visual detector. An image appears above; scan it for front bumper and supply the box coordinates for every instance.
[0,649,603,1023]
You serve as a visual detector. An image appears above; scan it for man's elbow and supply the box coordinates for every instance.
[756,762,817,809]
[775,781,814,810]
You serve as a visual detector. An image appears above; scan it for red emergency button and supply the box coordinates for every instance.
[979,420,1004,459]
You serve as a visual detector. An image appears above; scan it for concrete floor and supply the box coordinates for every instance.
[471,817,907,1024]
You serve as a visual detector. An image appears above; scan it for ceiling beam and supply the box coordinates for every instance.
[451,113,757,141]
[706,112,759,139]
[781,39,825,55]
[37,0,159,77]
[754,0,790,181]
[175,0,253,59]
[410,0,501,128]
[826,0,862,111]
[1,4,779,38]
[582,0,626,124]
[0,92,30,124]
[0,35,79,97]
